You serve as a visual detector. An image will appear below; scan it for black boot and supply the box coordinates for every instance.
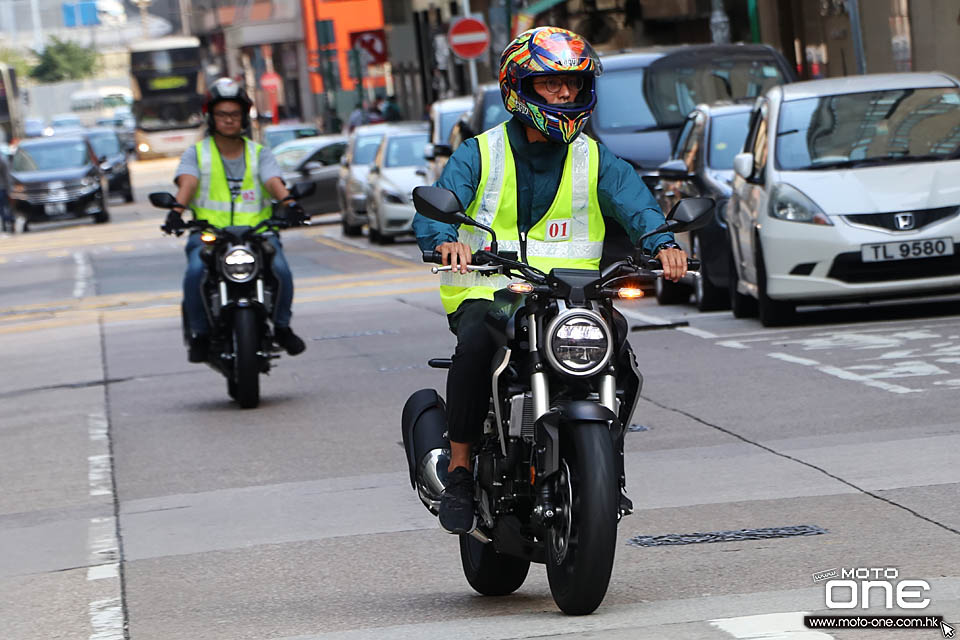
[274,326,306,355]
[187,333,209,363]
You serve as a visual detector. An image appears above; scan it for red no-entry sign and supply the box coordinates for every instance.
[448,17,490,60]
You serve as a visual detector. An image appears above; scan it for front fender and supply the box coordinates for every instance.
[534,401,619,480]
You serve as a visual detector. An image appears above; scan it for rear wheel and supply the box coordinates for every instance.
[459,534,530,596]
[232,308,260,409]
[342,218,362,236]
[546,423,618,615]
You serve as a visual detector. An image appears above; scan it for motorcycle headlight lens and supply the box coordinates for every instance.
[222,247,257,282]
[546,312,612,377]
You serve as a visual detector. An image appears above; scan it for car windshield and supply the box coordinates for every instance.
[776,87,960,171]
[646,57,786,127]
[13,141,89,171]
[481,93,510,130]
[88,133,121,157]
[592,68,657,132]
[439,109,468,143]
[707,111,751,169]
[353,133,384,164]
[384,133,428,168]
[265,127,319,148]
[274,144,315,170]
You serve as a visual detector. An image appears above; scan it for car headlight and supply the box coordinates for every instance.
[80,176,97,188]
[383,190,404,204]
[10,183,24,195]
[768,183,832,226]
[544,309,612,377]
[138,143,150,153]
[221,247,258,283]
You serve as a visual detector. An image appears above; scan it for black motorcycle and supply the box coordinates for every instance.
[402,186,713,615]
[150,183,314,409]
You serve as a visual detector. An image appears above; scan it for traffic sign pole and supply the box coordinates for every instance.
[460,0,478,94]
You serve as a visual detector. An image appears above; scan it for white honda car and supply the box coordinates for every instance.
[366,122,430,244]
[727,72,960,326]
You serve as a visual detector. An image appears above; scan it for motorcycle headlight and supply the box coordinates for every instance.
[768,183,832,226]
[544,310,612,377]
[221,247,258,283]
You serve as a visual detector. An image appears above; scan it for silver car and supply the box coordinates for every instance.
[366,122,430,244]
[273,135,347,215]
[337,122,390,236]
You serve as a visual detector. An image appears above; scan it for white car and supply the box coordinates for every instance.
[424,95,473,184]
[366,122,430,244]
[727,72,960,326]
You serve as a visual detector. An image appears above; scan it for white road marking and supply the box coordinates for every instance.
[677,326,718,338]
[619,307,674,325]
[86,562,118,581]
[88,454,112,496]
[710,611,833,639]
[769,352,923,394]
[718,340,750,349]
[88,597,124,640]
[87,516,118,565]
[73,251,92,298]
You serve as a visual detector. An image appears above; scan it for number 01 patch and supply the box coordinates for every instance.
[545,219,572,241]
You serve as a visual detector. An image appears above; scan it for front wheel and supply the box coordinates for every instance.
[693,235,729,311]
[756,242,795,327]
[459,534,530,596]
[232,308,260,409]
[546,422,618,615]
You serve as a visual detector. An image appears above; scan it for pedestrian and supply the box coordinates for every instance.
[381,95,402,122]
[0,152,12,234]
[347,102,368,132]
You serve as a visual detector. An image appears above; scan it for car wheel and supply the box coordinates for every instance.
[94,196,110,224]
[341,218,362,237]
[693,235,729,311]
[728,242,757,319]
[756,240,794,327]
[654,276,692,305]
[124,180,134,203]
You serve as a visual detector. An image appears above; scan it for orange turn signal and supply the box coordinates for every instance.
[200,232,217,244]
[507,282,535,294]
[617,287,644,299]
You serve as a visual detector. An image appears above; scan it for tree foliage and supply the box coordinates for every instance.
[29,37,98,83]
[0,48,32,80]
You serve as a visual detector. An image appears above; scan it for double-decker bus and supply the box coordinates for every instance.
[129,36,205,159]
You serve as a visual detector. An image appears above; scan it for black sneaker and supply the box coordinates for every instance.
[439,466,477,534]
[187,334,209,363]
[275,326,306,356]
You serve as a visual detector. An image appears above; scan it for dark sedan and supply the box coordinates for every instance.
[652,102,752,310]
[9,136,109,231]
[273,135,347,214]
[85,127,133,202]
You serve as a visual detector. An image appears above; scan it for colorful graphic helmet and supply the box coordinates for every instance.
[203,77,253,131]
[499,26,602,144]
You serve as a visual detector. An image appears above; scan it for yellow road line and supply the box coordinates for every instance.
[0,285,439,335]
[312,235,416,269]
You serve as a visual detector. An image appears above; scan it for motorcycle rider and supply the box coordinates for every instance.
[169,77,307,362]
[413,26,688,534]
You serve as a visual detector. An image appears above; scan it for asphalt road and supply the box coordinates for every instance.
[1,158,959,640]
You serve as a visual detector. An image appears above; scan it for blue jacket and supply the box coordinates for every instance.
[413,117,673,255]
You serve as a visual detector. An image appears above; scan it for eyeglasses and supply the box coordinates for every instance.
[533,76,585,94]
[213,110,243,121]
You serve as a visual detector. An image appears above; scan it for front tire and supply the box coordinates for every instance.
[459,534,530,596]
[693,235,729,311]
[756,242,794,327]
[546,423,618,615]
[728,246,757,318]
[232,308,260,409]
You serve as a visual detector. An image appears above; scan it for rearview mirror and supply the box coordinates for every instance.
[412,186,469,225]
[289,181,316,199]
[639,197,715,242]
[149,192,178,209]
[301,161,323,174]
[733,152,754,180]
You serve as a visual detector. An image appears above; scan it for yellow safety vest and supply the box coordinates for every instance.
[439,123,605,314]
[191,137,272,228]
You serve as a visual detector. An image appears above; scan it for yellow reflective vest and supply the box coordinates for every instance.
[439,123,605,314]
[190,137,272,228]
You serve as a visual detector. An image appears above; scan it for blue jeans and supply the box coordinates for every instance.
[183,232,294,335]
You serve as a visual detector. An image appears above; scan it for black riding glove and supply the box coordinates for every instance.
[281,200,306,226]
[163,210,185,234]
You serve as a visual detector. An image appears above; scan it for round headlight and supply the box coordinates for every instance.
[221,247,258,283]
[545,310,612,377]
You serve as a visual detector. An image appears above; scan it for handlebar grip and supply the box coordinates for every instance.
[422,251,443,264]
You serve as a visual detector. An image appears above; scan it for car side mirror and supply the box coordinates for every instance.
[412,186,469,225]
[340,155,348,167]
[657,158,691,179]
[733,152,754,180]
[423,143,436,161]
[301,161,323,174]
[149,192,178,208]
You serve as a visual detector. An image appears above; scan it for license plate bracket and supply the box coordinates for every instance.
[44,202,68,216]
